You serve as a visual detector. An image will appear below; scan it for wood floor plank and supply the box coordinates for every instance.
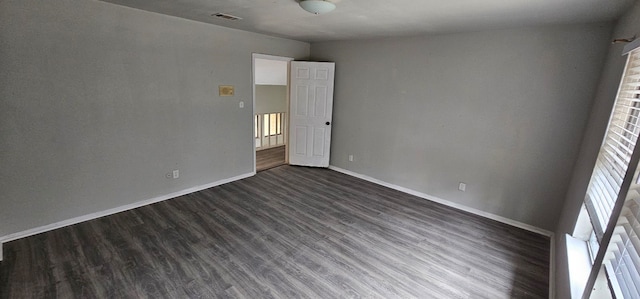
[256,146,285,172]
[0,165,549,298]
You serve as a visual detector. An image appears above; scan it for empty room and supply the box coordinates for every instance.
[2,0,640,298]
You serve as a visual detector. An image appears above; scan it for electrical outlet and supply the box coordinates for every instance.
[458,182,466,192]
[173,170,180,179]
[348,155,354,162]
[239,101,244,108]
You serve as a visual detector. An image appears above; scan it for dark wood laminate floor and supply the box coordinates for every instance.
[256,146,285,172]
[0,166,549,298]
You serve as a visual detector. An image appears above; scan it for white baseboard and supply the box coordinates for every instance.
[328,166,553,237]
[0,171,255,261]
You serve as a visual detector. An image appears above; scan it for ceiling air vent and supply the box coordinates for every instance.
[211,13,242,21]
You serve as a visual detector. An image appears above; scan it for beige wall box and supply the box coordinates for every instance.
[219,85,234,96]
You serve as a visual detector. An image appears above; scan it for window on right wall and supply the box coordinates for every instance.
[577,47,640,298]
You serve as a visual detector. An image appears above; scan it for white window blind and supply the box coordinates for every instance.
[585,49,640,240]
[602,169,640,298]
[583,48,640,298]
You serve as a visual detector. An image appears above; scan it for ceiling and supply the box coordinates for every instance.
[100,0,635,42]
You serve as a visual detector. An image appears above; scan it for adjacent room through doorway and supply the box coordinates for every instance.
[253,54,292,172]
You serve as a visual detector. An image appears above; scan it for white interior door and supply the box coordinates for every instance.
[289,61,335,167]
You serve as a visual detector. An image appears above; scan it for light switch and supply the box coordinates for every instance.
[239,101,244,108]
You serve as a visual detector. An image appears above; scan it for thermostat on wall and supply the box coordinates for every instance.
[219,85,234,96]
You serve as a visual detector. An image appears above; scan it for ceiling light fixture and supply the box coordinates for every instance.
[299,0,336,15]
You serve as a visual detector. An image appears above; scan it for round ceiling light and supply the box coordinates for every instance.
[299,0,336,15]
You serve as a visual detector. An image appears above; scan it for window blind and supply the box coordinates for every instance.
[602,170,640,298]
[585,49,640,240]
[584,48,640,298]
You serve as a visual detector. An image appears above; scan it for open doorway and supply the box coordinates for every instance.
[252,54,292,172]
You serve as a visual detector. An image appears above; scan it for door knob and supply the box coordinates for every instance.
[326,121,331,125]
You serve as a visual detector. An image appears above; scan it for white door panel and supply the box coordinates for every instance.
[289,62,335,167]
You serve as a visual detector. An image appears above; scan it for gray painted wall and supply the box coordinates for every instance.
[0,0,309,238]
[554,1,640,298]
[311,23,612,231]
[255,85,287,114]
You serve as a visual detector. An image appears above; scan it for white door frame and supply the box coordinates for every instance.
[251,53,293,174]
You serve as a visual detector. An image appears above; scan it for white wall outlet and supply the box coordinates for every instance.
[458,182,466,192]
[348,154,354,162]
[239,101,244,108]
[173,169,180,179]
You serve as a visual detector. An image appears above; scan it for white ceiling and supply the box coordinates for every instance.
[255,59,288,85]
[101,0,636,42]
